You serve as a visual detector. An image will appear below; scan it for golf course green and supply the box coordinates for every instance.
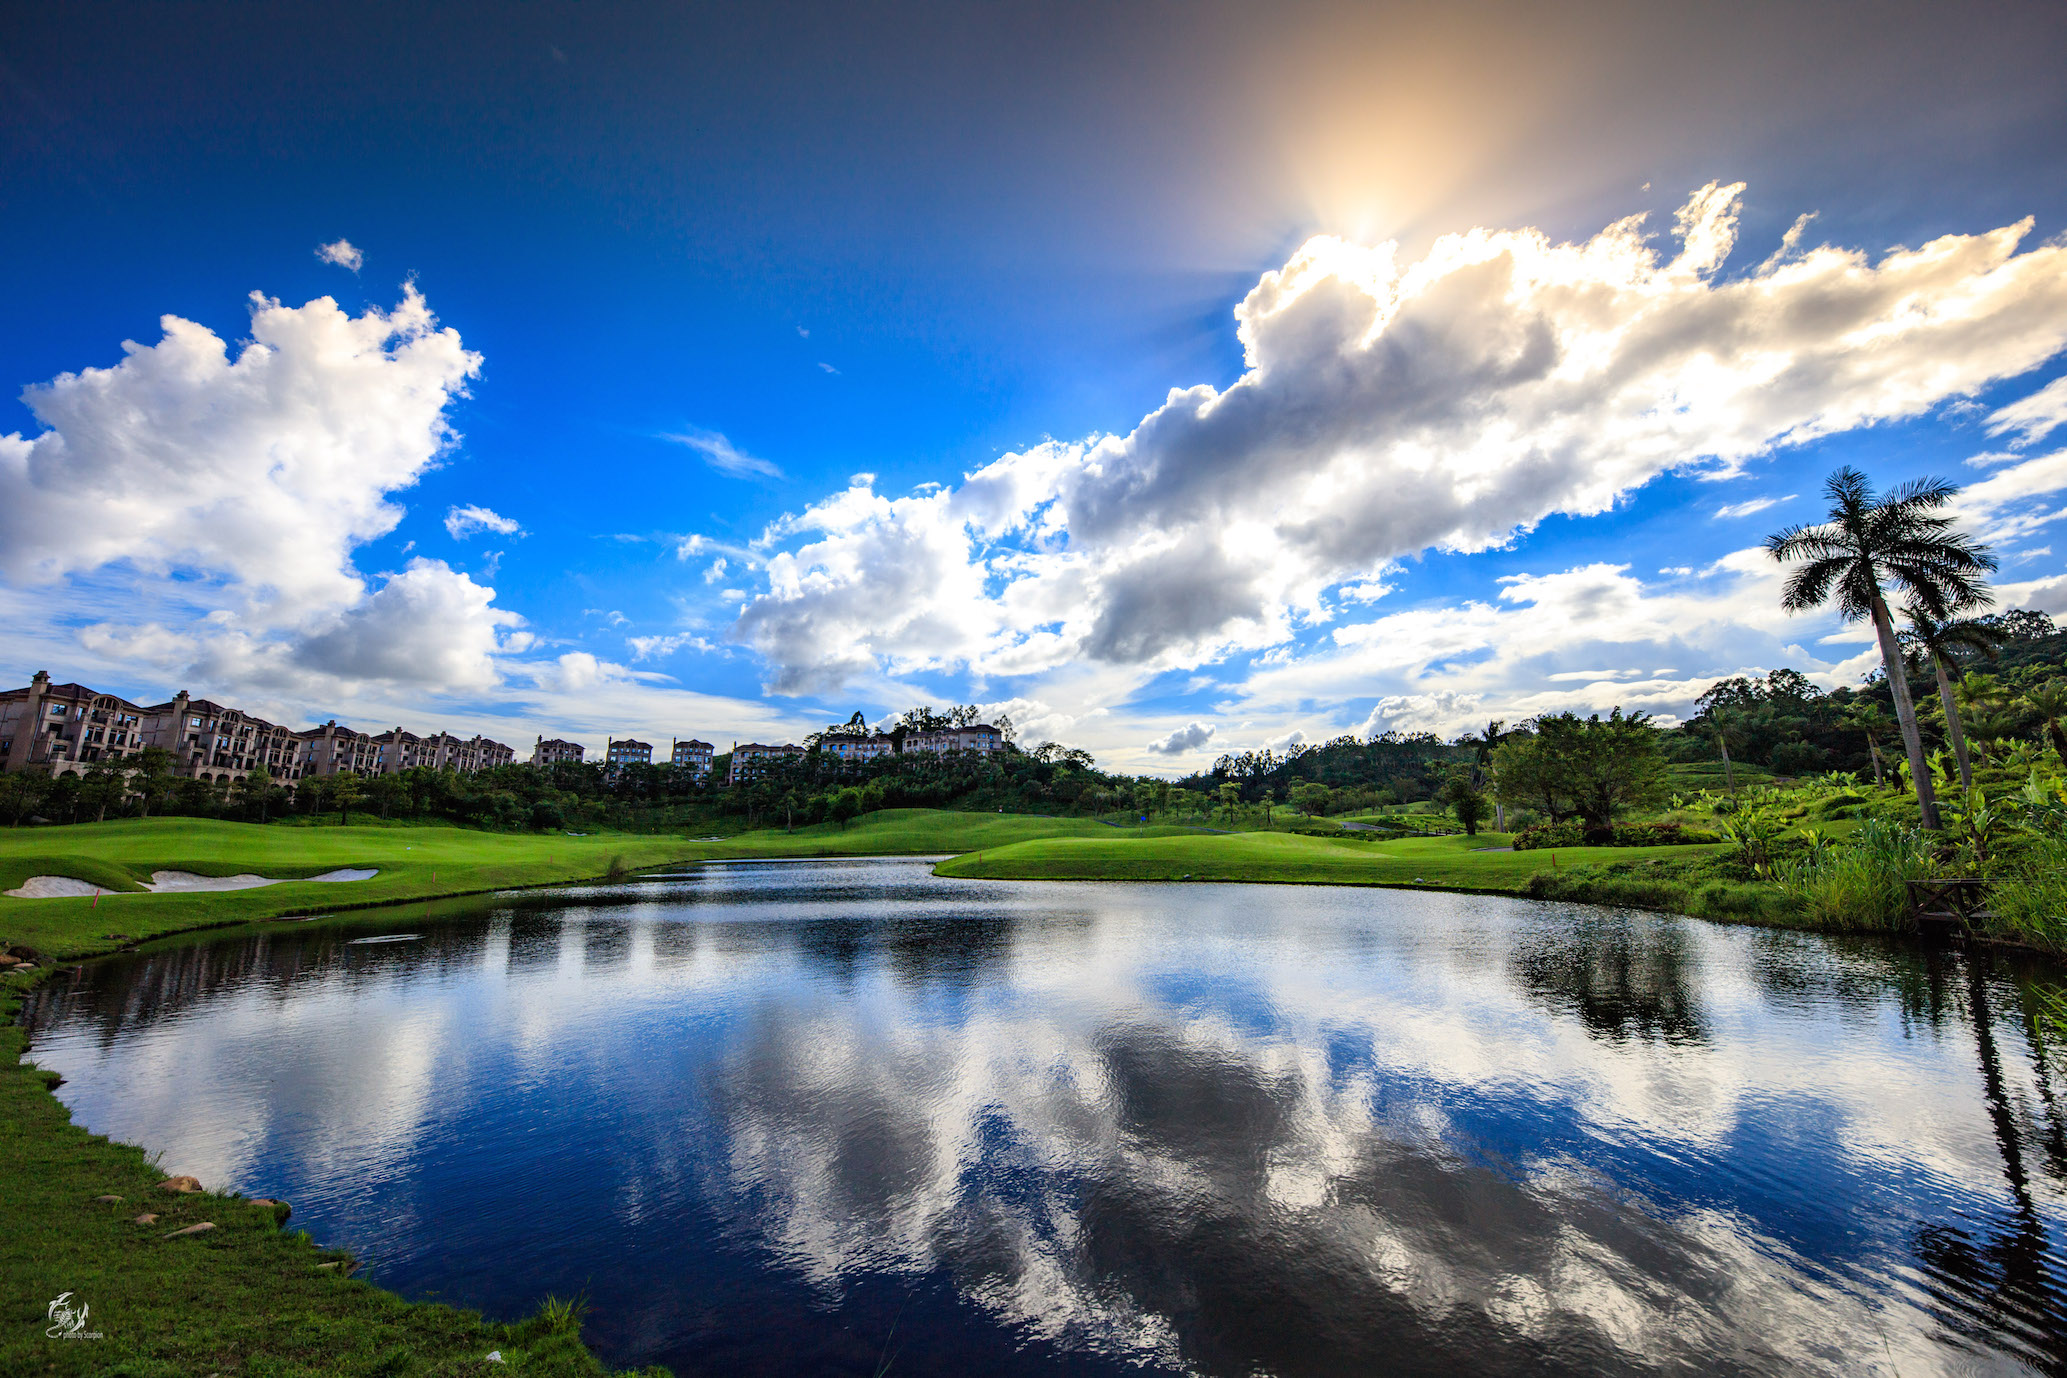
[933,827,1726,888]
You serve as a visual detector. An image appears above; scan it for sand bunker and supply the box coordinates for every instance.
[5,868,377,899]
[5,876,106,899]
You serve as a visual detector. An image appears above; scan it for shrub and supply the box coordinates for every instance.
[1513,821,1584,850]
[1512,820,1721,850]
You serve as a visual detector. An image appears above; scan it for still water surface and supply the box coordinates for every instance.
[22,859,2067,1375]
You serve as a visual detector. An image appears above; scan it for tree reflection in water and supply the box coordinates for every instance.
[1910,947,2067,1373]
[1507,909,1707,1045]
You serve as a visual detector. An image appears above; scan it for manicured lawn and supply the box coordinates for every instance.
[934,828,1729,889]
[0,819,700,960]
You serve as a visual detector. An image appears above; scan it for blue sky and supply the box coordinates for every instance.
[4,2,2067,770]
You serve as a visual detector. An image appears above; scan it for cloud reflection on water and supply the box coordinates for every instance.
[22,861,2067,1375]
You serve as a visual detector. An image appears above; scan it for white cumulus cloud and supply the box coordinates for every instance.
[731,185,2067,695]
[0,286,478,622]
[0,287,538,697]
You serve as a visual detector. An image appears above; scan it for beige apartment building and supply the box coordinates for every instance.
[727,741,805,785]
[903,723,1004,755]
[531,737,585,765]
[723,722,1005,786]
[671,738,714,778]
[825,733,897,764]
[0,671,513,787]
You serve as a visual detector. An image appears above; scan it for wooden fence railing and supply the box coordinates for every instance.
[1907,878,1994,940]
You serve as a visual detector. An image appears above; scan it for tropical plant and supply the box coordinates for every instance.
[1904,605,2002,791]
[1721,806,1786,878]
[1766,467,1997,829]
[2026,681,2067,767]
[1943,785,2011,871]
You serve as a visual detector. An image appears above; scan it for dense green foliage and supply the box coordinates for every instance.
[1491,709,1669,833]
[1179,732,1473,808]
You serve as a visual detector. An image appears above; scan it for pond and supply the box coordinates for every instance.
[20,858,2067,1375]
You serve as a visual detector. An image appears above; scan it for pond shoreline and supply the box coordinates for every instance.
[17,858,2062,1376]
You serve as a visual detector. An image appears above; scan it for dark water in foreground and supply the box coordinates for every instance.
[21,859,2067,1375]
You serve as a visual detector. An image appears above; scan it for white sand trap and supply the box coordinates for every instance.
[144,868,378,892]
[5,868,377,898]
[5,876,107,898]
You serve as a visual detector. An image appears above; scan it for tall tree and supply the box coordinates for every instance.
[1710,706,1742,792]
[1904,605,2003,791]
[1766,468,1995,830]
[1491,710,1667,832]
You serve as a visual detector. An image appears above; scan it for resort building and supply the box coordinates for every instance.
[903,723,1005,755]
[606,738,654,778]
[671,738,714,779]
[532,737,586,765]
[728,741,805,785]
[825,733,897,765]
[0,670,514,787]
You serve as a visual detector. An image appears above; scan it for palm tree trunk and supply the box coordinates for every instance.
[1872,594,1941,830]
[1866,735,1884,786]
[1718,734,1735,791]
[1933,653,1974,792]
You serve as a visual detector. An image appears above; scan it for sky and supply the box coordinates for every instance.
[3,1,2067,771]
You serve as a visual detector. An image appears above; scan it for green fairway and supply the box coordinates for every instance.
[0,810,1215,960]
[933,828,1729,889]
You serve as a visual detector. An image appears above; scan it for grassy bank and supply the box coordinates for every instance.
[933,828,1737,892]
[0,979,653,1376]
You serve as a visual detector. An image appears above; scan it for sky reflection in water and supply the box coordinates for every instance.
[22,859,2067,1375]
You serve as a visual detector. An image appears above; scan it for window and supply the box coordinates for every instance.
[49,704,67,716]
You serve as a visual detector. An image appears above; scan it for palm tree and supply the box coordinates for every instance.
[1766,468,1996,830]
[1904,606,2003,792]
[1841,700,1893,786]
[2026,681,2067,767]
